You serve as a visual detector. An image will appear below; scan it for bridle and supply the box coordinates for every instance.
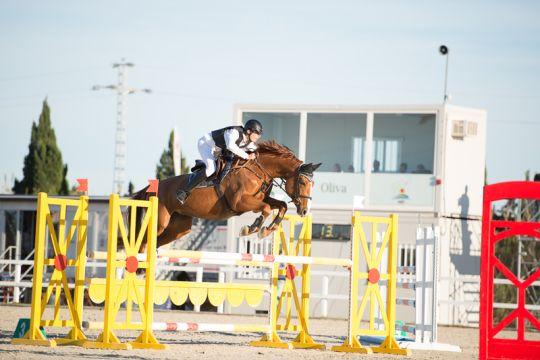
[235,157,313,206]
[291,170,313,208]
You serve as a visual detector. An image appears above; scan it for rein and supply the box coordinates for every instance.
[239,157,313,206]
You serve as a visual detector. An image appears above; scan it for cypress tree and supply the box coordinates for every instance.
[156,130,189,180]
[127,181,134,196]
[13,99,68,194]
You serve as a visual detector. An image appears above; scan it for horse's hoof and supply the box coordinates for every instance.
[258,226,270,239]
[240,225,250,236]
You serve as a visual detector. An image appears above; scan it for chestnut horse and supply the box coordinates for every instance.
[133,141,321,248]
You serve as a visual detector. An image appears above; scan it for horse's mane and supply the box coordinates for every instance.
[257,140,298,160]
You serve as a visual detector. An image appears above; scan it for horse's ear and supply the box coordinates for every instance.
[300,163,312,173]
[312,163,322,171]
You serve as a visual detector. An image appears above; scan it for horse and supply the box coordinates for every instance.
[133,140,321,249]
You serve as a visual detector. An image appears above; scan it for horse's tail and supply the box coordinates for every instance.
[132,186,150,201]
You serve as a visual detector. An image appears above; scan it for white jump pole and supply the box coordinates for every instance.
[83,321,270,333]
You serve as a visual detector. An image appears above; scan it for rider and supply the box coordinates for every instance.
[176,119,264,204]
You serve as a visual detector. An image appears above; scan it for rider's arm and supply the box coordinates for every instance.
[224,129,250,159]
[245,142,258,152]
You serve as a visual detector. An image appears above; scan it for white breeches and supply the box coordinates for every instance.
[198,136,217,177]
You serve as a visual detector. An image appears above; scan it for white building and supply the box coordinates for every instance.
[228,103,486,327]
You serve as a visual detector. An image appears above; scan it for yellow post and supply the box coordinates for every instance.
[372,213,410,355]
[332,211,372,353]
[66,195,89,343]
[332,212,411,356]
[84,194,165,350]
[130,195,165,349]
[13,193,89,347]
[250,214,324,350]
[84,194,127,349]
[12,193,50,346]
[290,215,324,349]
[250,220,288,348]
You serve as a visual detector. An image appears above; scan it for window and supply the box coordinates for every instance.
[370,113,436,207]
[373,138,402,172]
[306,113,367,173]
[353,137,402,173]
[306,113,367,205]
[373,113,435,174]
[242,112,300,155]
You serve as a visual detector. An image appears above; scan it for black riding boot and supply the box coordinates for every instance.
[176,169,207,204]
[220,156,234,182]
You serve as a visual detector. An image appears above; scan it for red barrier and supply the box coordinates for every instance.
[480,182,540,360]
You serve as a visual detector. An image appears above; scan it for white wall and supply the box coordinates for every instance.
[441,106,487,217]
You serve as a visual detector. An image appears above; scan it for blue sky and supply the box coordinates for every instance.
[0,1,539,194]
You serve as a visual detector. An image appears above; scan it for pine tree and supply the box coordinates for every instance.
[127,181,134,195]
[156,130,189,180]
[13,99,68,195]
[60,165,69,195]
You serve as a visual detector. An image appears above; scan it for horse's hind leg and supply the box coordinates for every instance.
[240,215,265,236]
[156,213,193,248]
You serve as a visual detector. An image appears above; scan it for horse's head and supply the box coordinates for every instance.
[255,141,322,216]
[285,162,322,216]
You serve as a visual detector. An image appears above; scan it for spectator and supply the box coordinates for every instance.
[333,163,342,172]
[399,162,408,173]
[373,160,380,172]
[413,164,431,174]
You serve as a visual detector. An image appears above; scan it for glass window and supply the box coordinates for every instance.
[306,113,367,173]
[306,113,367,205]
[372,113,435,174]
[242,112,300,155]
[370,113,436,207]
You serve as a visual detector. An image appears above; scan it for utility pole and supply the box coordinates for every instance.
[92,59,151,195]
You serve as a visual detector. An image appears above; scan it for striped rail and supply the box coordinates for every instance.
[89,250,353,268]
[83,321,270,333]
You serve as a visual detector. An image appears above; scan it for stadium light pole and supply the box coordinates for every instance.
[92,59,151,195]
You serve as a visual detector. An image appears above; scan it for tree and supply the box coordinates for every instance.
[13,99,68,195]
[127,181,134,196]
[156,130,189,180]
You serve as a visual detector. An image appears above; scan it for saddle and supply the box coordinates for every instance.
[187,157,237,210]
[190,158,227,188]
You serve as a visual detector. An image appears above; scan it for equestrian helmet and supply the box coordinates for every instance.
[244,119,263,135]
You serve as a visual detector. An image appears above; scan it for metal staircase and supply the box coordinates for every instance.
[0,246,35,303]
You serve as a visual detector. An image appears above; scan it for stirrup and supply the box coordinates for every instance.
[176,190,190,204]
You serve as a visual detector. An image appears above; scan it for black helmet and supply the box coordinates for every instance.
[244,119,263,135]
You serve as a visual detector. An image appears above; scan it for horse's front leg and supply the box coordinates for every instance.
[257,197,288,238]
[234,196,273,237]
